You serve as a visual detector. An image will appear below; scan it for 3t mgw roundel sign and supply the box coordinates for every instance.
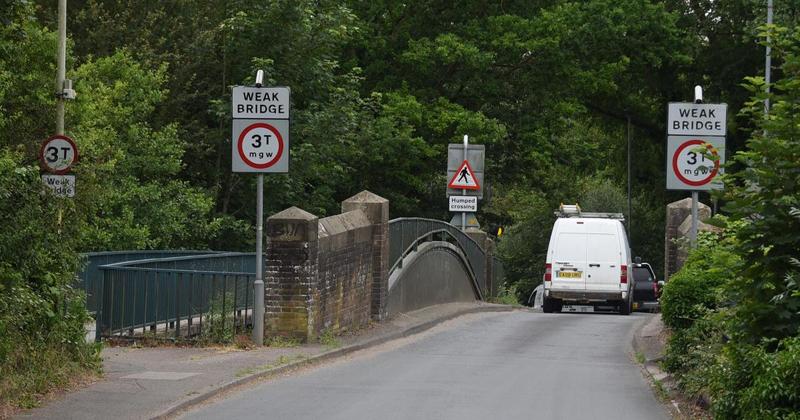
[231,119,289,173]
[666,135,725,191]
[39,134,79,174]
[237,123,284,169]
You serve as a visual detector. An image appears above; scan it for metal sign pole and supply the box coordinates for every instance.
[690,191,698,247]
[462,135,468,231]
[253,174,265,345]
[689,85,703,248]
[252,70,266,346]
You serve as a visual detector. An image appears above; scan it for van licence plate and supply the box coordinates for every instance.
[558,271,582,278]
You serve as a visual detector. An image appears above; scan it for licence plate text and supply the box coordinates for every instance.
[557,271,582,278]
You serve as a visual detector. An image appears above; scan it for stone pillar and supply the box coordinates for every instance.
[341,191,389,321]
[265,206,319,341]
[664,198,711,282]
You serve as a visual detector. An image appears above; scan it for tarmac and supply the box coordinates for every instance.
[16,301,513,420]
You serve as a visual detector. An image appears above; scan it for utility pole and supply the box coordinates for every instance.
[56,0,67,135]
[765,0,773,115]
[626,115,632,240]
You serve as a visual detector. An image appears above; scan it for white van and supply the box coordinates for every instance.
[542,205,633,314]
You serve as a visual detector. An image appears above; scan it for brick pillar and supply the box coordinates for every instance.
[265,206,319,341]
[664,198,711,281]
[342,191,389,321]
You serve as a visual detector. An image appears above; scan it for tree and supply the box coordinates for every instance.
[723,25,800,343]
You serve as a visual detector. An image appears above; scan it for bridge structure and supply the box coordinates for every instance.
[81,191,505,342]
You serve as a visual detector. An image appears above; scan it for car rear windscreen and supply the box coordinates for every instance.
[633,267,653,282]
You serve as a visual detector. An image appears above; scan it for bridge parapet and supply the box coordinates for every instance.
[265,191,389,341]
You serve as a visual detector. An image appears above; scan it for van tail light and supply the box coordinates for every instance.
[620,265,628,284]
[545,263,552,282]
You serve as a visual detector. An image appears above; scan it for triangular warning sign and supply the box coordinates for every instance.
[448,160,480,190]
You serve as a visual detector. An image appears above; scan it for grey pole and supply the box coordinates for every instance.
[690,85,703,247]
[56,0,67,135]
[690,191,698,247]
[765,0,773,115]
[462,134,468,231]
[253,175,265,346]
[626,115,632,240]
[252,69,266,346]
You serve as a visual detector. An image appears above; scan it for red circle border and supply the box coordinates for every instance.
[39,134,79,174]
[672,139,720,187]
[237,123,284,169]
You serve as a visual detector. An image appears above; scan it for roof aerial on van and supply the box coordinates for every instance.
[555,203,625,221]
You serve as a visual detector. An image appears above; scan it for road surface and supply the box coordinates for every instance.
[183,311,669,420]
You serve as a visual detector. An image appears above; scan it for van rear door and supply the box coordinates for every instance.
[551,225,587,291]
[585,232,622,292]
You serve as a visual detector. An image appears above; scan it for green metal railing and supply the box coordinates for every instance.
[95,253,258,342]
[78,250,220,313]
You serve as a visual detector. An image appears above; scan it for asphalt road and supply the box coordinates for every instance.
[183,311,670,420]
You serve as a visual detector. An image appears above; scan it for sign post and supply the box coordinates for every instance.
[446,138,484,231]
[39,134,79,197]
[461,135,468,231]
[666,86,726,247]
[232,71,290,346]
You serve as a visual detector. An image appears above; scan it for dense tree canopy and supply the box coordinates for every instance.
[1,0,788,298]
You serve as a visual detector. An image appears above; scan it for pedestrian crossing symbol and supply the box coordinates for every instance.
[448,160,480,190]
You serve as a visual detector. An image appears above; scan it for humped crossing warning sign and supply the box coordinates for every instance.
[448,160,480,190]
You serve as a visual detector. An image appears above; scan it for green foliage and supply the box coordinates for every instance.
[489,283,520,306]
[722,25,800,343]
[0,151,99,409]
[69,51,221,250]
[663,309,728,397]
[709,337,800,419]
[660,230,741,330]
[318,329,341,348]
[661,25,800,419]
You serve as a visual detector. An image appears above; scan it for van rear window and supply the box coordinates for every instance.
[555,233,587,262]
[586,234,620,262]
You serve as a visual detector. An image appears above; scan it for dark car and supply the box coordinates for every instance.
[632,258,662,312]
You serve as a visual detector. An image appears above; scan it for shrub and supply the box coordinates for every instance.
[0,152,100,409]
[709,337,800,419]
[660,229,740,330]
[663,309,728,398]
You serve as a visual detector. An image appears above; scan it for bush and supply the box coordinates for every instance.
[663,309,728,398]
[0,152,100,409]
[660,230,740,330]
[709,337,800,419]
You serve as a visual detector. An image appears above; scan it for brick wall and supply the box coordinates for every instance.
[314,211,373,335]
[265,191,388,341]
